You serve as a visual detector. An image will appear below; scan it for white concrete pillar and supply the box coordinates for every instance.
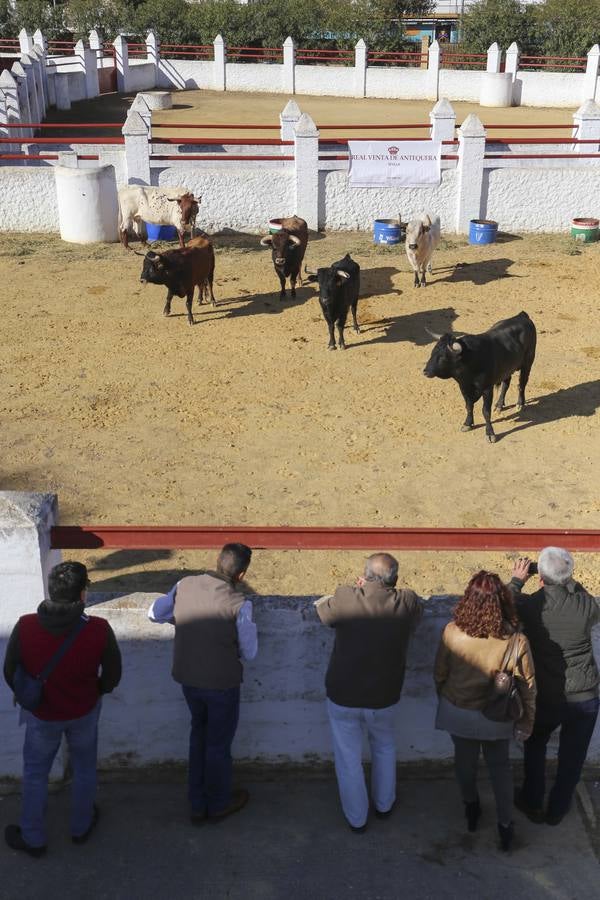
[57,151,78,167]
[0,89,16,154]
[584,45,600,102]
[505,42,520,79]
[573,99,600,153]
[30,45,47,115]
[123,109,150,185]
[0,492,61,778]
[456,113,486,233]
[429,97,456,144]
[146,30,160,86]
[54,74,71,111]
[354,39,367,99]
[55,165,120,242]
[114,34,131,93]
[18,28,33,55]
[33,29,48,54]
[283,36,295,94]
[214,34,226,91]
[131,92,152,140]
[294,112,319,231]
[88,29,102,52]
[486,42,501,73]
[20,53,42,124]
[427,40,440,102]
[11,61,33,136]
[47,70,57,108]
[280,97,301,142]
[76,39,99,99]
[0,70,23,140]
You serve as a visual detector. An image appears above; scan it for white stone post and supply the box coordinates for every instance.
[114,34,131,93]
[354,39,367,99]
[429,97,456,144]
[123,109,150,185]
[54,74,71,111]
[18,28,34,55]
[76,39,99,99]
[283,36,295,94]
[33,28,48,54]
[456,113,486,233]
[89,29,102,52]
[505,42,520,79]
[20,53,42,124]
[486,42,501,73]
[0,89,16,154]
[146,30,160,87]
[427,39,440,102]
[11,61,33,136]
[0,70,23,141]
[30,45,47,115]
[0,493,62,779]
[214,34,226,91]
[280,98,301,142]
[131,92,152,140]
[572,99,600,153]
[583,45,600,102]
[294,112,319,231]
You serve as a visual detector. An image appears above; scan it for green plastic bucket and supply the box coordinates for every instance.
[269,218,284,234]
[571,218,599,242]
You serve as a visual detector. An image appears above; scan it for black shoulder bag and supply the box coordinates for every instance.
[13,616,88,712]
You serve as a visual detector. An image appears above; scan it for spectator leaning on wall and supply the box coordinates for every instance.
[509,548,600,826]
[3,561,122,858]
[315,553,423,833]
[148,543,257,824]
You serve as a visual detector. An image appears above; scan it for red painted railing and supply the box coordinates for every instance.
[368,50,426,68]
[159,43,212,60]
[519,55,586,71]
[228,46,283,62]
[0,136,124,145]
[295,47,354,65]
[50,525,600,551]
[441,52,487,70]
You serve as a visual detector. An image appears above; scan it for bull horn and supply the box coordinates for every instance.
[133,249,147,257]
[166,197,179,202]
[304,265,317,276]
[337,270,351,280]
[425,327,442,340]
[260,236,273,247]
[451,341,463,353]
[288,235,301,246]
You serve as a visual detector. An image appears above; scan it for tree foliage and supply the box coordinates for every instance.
[460,0,537,54]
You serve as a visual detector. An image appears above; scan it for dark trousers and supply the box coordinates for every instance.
[521,697,600,818]
[451,736,513,825]
[182,685,240,816]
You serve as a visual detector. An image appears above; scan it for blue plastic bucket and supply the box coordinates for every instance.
[469,219,498,245]
[145,222,178,242]
[374,219,401,245]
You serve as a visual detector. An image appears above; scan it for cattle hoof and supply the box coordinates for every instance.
[339,344,347,351]
[494,404,504,412]
[487,433,497,444]
[327,345,337,351]
[354,327,360,335]
[460,424,473,432]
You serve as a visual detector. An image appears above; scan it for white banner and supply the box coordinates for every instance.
[348,140,441,188]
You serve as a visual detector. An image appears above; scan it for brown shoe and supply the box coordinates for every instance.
[208,789,249,823]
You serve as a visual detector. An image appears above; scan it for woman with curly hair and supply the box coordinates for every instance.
[434,570,536,852]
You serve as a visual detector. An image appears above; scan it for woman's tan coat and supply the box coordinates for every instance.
[434,622,537,735]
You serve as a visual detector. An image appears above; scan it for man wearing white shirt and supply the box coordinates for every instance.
[148,543,257,824]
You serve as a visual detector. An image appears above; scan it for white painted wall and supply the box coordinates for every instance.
[366,67,431,101]
[439,69,484,103]
[515,72,585,108]
[225,63,283,93]
[483,166,600,230]
[127,61,158,93]
[295,65,357,98]
[157,59,213,91]
[0,167,59,231]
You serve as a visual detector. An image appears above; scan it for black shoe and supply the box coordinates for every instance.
[4,825,46,858]
[349,822,367,833]
[72,804,100,844]
[190,809,207,825]
[545,809,566,826]
[514,788,545,824]
[498,821,514,852]
[208,789,249,823]
[374,800,396,820]
[464,798,481,832]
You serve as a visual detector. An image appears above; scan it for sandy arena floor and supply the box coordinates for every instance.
[2,228,599,597]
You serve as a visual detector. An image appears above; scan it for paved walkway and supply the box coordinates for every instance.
[2,775,598,900]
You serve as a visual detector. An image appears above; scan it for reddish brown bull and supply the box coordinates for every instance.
[137,236,216,326]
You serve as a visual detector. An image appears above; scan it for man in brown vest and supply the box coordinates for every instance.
[315,553,423,832]
[148,543,257,823]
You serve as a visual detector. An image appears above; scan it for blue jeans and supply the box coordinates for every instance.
[21,701,101,847]
[522,697,600,818]
[182,685,240,816]
[326,698,398,828]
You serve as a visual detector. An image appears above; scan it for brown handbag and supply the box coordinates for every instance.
[482,632,524,723]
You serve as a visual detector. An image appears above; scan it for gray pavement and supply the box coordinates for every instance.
[1,774,598,900]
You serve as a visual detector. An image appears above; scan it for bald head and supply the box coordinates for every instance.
[364,553,399,588]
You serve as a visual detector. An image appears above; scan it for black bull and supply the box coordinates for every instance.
[423,311,537,442]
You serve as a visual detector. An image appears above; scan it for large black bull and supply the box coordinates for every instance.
[423,311,537,442]
[305,254,360,350]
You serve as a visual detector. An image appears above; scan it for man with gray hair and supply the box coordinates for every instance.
[509,548,600,825]
[315,553,423,832]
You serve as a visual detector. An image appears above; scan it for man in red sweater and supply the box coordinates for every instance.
[3,561,121,857]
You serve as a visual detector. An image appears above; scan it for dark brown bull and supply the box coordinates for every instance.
[137,236,215,326]
[260,215,308,300]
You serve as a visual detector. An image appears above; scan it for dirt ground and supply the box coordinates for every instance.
[2,229,600,597]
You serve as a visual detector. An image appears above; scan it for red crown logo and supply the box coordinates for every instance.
[388,146,399,155]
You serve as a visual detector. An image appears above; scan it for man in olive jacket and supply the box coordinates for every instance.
[315,553,423,833]
[510,547,600,825]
